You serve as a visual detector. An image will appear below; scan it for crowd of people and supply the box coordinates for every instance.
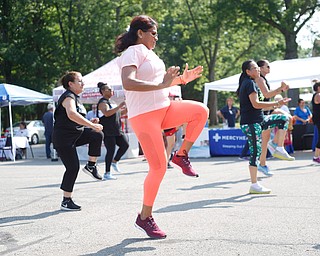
[7,14,319,240]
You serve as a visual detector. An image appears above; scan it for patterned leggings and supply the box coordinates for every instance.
[240,114,289,166]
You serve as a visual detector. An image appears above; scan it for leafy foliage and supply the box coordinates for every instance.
[0,0,319,128]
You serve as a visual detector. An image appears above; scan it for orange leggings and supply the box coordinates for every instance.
[129,100,209,206]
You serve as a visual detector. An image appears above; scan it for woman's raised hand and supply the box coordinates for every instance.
[181,63,203,84]
[162,66,180,88]
[280,81,290,92]
[91,123,103,132]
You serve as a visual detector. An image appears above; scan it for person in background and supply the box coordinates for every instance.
[165,92,185,169]
[294,99,312,125]
[86,104,97,120]
[116,15,209,239]
[42,103,54,159]
[14,121,30,158]
[311,80,320,164]
[53,71,104,211]
[255,59,294,177]
[237,60,290,194]
[217,97,240,128]
[97,82,129,180]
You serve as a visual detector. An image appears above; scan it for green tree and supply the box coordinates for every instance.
[233,0,320,59]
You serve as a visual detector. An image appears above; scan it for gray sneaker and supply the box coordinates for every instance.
[257,164,274,176]
[273,147,295,161]
[103,172,117,180]
[111,162,122,173]
[249,184,271,194]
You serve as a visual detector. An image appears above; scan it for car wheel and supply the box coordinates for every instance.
[31,134,39,145]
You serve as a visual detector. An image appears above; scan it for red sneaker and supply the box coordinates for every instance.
[135,214,166,239]
[171,150,199,177]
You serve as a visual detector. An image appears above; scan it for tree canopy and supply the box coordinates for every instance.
[0,0,319,127]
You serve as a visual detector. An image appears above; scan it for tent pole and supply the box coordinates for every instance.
[0,108,2,136]
[8,101,15,162]
[51,101,58,162]
[203,86,209,106]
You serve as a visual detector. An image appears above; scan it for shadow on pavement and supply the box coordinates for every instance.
[177,178,250,191]
[82,238,155,256]
[0,210,62,226]
[155,193,276,213]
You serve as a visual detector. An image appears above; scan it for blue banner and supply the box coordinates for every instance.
[209,128,247,156]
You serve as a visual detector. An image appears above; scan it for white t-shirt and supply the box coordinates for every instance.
[15,129,30,138]
[118,44,170,119]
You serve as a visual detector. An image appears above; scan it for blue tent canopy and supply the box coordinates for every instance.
[0,83,52,107]
[0,84,52,160]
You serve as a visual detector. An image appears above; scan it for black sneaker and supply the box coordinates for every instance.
[82,164,103,180]
[60,198,81,211]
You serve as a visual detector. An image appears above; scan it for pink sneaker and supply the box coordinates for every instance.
[134,214,166,239]
[171,150,199,177]
[312,157,320,164]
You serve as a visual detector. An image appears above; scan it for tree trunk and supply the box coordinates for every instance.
[284,31,298,59]
[208,61,218,126]
[208,90,218,126]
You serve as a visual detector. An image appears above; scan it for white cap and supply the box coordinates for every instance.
[47,103,53,109]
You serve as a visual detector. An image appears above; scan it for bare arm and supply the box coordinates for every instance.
[248,91,290,110]
[62,97,103,132]
[216,110,225,120]
[121,65,180,91]
[235,109,240,119]
[99,101,126,117]
[315,93,320,104]
[255,77,289,99]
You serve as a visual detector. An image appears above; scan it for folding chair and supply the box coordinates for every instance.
[0,135,13,161]
[28,141,34,158]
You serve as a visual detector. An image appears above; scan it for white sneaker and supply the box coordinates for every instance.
[111,162,122,173]
[273,147,295,161]
[249,183,271,194]
[103,172,117,180]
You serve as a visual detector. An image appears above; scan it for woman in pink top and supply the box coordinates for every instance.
[116,15,209,239]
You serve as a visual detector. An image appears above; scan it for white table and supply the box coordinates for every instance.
[0,136,30,160]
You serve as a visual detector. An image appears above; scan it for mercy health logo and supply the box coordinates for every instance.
[212,133,247,142]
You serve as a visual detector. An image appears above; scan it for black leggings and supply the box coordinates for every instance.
[103,134,129,173]
[57,128,103,192]
[316,124,320,149]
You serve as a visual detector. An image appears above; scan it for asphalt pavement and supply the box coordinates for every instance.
[0,144,319,256]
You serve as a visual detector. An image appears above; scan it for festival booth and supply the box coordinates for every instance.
[0,83,53,161]
[203,57,320,156]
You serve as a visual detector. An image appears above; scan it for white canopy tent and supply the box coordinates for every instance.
[203,57,320,105]
[53,57,182,104]
[53,57,125,105]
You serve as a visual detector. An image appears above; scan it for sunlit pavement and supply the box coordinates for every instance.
[0,145,319,255]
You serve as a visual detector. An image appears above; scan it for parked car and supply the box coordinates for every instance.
[4,120,45,144]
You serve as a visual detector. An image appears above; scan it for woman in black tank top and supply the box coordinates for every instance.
[311,80,320,164]
[97,82,129,180]
[53,71,104,211]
